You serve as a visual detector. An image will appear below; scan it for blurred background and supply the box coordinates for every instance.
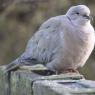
[0,0,95,79]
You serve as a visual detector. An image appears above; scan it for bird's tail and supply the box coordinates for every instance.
[2,57,41,72]
[2,59,21,72]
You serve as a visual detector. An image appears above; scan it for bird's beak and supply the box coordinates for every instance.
[85,15,93,21]
[90,16,93,21]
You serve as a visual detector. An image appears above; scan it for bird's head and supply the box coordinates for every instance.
[66,5,92,26]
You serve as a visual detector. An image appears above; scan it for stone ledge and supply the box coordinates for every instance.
[0,64,95,95]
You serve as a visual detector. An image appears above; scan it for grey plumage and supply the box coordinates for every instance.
[3,5,95,73]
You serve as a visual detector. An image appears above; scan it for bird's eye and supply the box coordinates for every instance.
[76,12,79,15]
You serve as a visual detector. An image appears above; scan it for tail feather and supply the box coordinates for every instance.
[2,59,20,72]
[2,58,41,72]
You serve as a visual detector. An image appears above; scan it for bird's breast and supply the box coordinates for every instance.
[60,25,95,67]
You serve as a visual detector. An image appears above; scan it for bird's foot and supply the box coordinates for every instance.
[59,68,79,74]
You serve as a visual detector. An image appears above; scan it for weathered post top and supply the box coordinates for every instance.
[0,64,95,95]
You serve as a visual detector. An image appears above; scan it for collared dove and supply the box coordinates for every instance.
[3,5,95,73]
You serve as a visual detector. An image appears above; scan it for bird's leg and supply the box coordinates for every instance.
[59,68,79,74]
